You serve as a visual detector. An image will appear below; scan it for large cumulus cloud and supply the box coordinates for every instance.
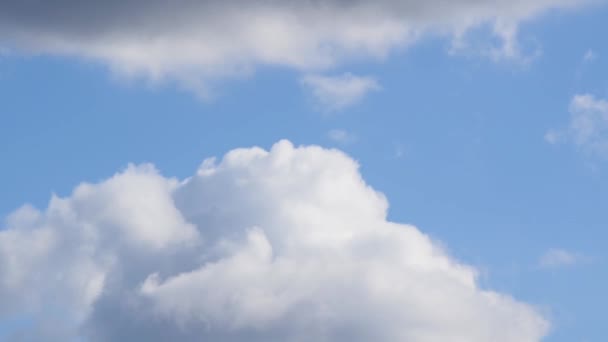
[0,0,593,93]
[0,140,548,341]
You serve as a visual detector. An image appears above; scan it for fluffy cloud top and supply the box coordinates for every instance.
[0,140,549,341]
[0,0,591,93]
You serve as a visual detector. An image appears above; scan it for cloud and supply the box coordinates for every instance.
[394,142,408,159]
[544,129,562,145]
[0,0,592,93]
[327,129,357,145]
[302,73,380,112]
[583,49,598,63]
[539,248,585,269]
[0,140,549,341]
[546,94,608,157]
[449,19,542,64]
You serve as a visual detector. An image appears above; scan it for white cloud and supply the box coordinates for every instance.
[547,94,608,157]
[0,140,549,341]
[302,73,380,112]
[327,129,357,145]
[449,19,542,64]
[539,248,584,269]
[0,0,592,93]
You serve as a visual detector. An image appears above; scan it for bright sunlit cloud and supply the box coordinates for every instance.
[0,141,549,341]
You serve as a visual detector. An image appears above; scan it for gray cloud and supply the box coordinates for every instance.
[0,0,592,94]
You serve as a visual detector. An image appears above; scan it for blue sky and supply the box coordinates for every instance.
[1,1,608,341]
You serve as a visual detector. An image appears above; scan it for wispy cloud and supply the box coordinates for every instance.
[302,73,380,112]
[583,49,598,63]
[327,129,357,145]
[394,142,407,159]
[538,248,586,269]
[544,129,561,145]
[546,94,608,158]
[450,20,542,64]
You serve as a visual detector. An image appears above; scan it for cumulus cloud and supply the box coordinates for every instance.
[302,73,380,112]
[0,140,550,341]
[0,0,592,93]
[547,94,608,157]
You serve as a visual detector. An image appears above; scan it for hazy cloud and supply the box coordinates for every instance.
[546,94,608,157]
[583,49,598,63]
[302,73,380,112]
[327,129,357,145]
[539,248,585,269]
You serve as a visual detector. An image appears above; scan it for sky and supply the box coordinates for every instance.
[1,1,608,341]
